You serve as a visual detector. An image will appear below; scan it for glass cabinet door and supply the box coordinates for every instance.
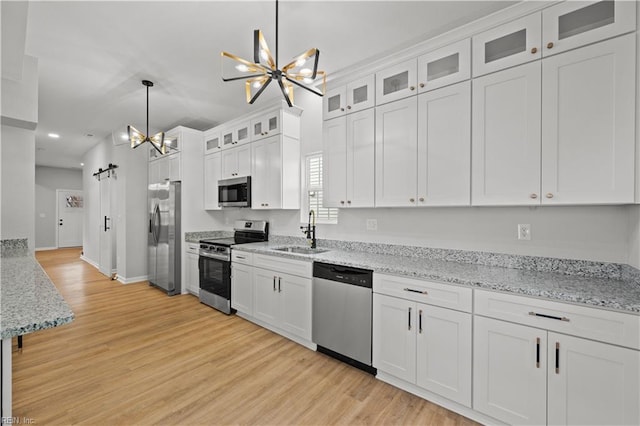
[472,13,541,77]
[204,130,221,154]
[346,74,375,114]
[251,112,280,141]
[418,38,471,93]
[542,0,635,57]
[222,128,234,147]
[375,58,418,106]
[323,86,346,120]
[234,122,250,146]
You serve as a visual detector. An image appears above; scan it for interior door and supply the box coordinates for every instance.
[57,189,83,247]
[98,178,115,277]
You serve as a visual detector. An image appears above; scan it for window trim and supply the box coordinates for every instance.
[301,152,338,225]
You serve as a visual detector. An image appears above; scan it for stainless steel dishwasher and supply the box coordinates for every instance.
[312,262,376,375]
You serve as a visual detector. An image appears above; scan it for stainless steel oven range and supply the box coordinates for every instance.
[198,220,268,314]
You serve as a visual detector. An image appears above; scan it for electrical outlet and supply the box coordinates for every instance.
[366,219,378,231]
[518,224,531,241]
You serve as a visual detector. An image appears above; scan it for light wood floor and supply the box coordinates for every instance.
[11,248,479,425]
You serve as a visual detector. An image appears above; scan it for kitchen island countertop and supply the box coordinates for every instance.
[233,241,640,315]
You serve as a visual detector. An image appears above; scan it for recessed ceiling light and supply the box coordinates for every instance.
[48,133,60,139]
[80,162,85,166]
[86,134,94,137]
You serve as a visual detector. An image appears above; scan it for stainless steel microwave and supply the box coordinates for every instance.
[218,176,251,207]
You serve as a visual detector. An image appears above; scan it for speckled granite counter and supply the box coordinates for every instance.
[1,239,74,339]
[185,230,233,243]
[234,239,640,315]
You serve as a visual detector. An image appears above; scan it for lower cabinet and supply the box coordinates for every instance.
[474,316,640,426]
[231,252,313,345]
[253,268,312,341]
[372,276,472,407]
[184,243,200,296]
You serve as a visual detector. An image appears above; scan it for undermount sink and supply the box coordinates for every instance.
[272,246,330,255]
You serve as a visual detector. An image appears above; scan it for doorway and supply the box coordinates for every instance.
[56,189,83,248]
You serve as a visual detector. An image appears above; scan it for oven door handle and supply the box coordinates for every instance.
[199,252,230,262]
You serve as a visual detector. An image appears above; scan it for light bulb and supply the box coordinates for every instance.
[295,57,306,67]
[253,81,262,88]
[235,64,249,72]
[260,49,269,61]
[300,68,312,76]
[303,77,313,84]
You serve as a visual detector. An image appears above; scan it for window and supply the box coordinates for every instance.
[303,153,338,224]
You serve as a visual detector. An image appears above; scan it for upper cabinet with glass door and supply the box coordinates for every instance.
[251,110,280,142]
[203,128,221,154]
[323,74,375,120]
[417,39,471,93]
[542,0,636,57]
[220,120,250,149]
[375,59,418,105]
[472,13,542,77]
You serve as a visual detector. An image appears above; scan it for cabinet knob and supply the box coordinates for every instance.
[419,197,425,202]
[530,193,538,199]
[530,47,538,54]
[340,200,345,204]
[419,83,425,88]
[546,193,554,199]
[340,108,345,112]
[347,105,352,110]
[347,200,351,204]
[547,42,554,49]
[409,86,415,91]
[409,198,415,203]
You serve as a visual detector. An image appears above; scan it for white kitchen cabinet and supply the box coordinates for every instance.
[323,74,375,120]
[547,332,640,426]
[541,34,635,204]
[373,275,472,407]
[417,38,471,93]
[542,0,636,57]
[373,293,416,383]
[472,61,542,205]
[375,97,418,207]
[221,144,251,179]
[323,108,375,208]
[221,121,250,149]
[184,243,200,296]
[231,261,253,315]
[250,110,280,141]
[472,13,542,77]
[375,59,418,105]
[474,289,640,426]
[473,316,547,425]
[168,152,181,182]
[203,128,221,154]
[253,267,312,341]
[417,81,471,206]
[251,134,300,209]
[203,152,221,210]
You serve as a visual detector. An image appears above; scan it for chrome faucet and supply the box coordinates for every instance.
[300,210,317,248]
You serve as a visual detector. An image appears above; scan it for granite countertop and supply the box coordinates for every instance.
[185,230,233,243]
[1,241,74,339]
[234,241,640,315]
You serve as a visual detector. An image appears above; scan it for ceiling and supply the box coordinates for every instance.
[16,1,516,169]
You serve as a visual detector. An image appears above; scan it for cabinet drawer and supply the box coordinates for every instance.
[231,250,253,265]
[253,254,312,278]
[186,242,200,254]
[373,273,472,313]
[475,289,640,350]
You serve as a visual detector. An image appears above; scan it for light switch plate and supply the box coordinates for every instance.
[518,224,531,240]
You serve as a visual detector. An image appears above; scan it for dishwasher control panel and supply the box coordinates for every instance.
[312,262,373,288]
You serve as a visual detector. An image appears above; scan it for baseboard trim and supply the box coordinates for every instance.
[80,255,99,269]
[117,275,148,285]
[35,247,58,251]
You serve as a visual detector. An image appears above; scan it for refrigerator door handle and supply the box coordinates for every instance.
[154,204,161,244]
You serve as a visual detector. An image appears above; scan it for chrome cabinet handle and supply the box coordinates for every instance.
[235,256,246,260]
[403,288,428,295]
[408,307,412,330]
[528,311,569,322]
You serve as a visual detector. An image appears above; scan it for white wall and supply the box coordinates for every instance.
[0,125,35,250]
[34,166,82,249]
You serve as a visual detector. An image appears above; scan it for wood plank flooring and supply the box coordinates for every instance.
[11,248,478,425]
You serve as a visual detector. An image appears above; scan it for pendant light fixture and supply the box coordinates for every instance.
[221,0,326,107]
[128,80,165,155]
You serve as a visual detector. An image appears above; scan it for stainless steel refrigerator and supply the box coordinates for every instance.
[148,180,181,295]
